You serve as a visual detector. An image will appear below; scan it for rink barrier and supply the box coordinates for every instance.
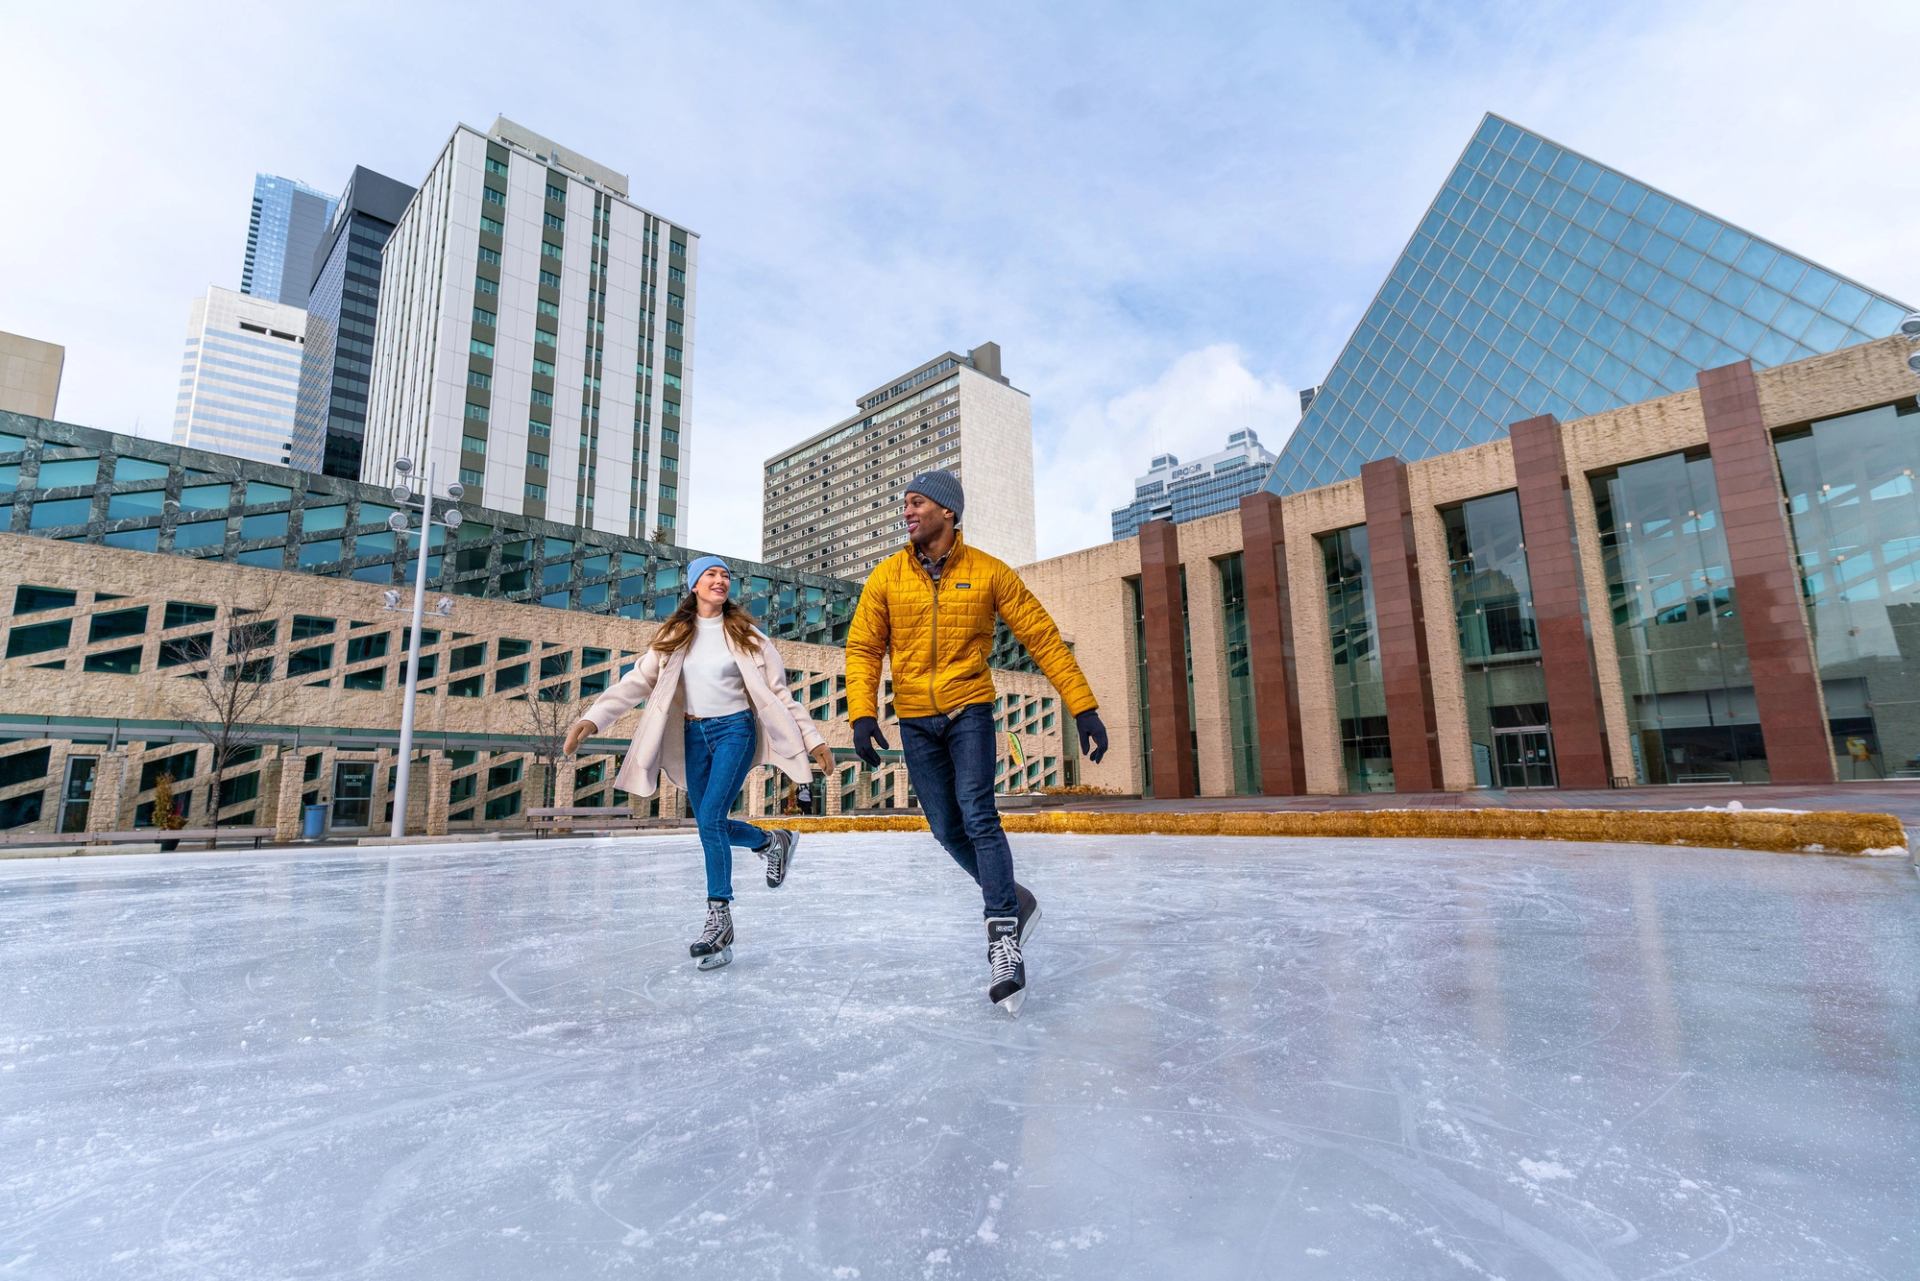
[761,808,1908,856]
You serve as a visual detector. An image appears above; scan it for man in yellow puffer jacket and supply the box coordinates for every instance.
[845,469,1107,1014]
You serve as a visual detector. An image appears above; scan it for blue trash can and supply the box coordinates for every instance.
[302,803,329,840]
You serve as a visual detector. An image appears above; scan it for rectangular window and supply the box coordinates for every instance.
[7,618,71,658]
[539,269,561,288]
[469,339,494,358]
[1593,452,1766,784]
[483,186,506,206]
[541,242,564,260]
[474,275,499,296]
[90,606,149,643]
[479,216,504,237]
[667,294,684,310]
[472,306,496,327]
[477,245,502,265]
[665,345,682,362]
[459,467,485,488]
[662,427,679,444]
[544,212,565,231]
[659,485,676,502]
[287,644,333,677]
[1321,526,1392,792]
[467,370,492,390]
[668,266,686,284]
[666,319,684,335]
[546,183,567,202]
[527,451,548,470]
[1777,403,1920,783]
[529,421,550,438]
[163,601,216,628]
[532,358,556,377]
[530,389,553,407]
[461,435,487,455]
[464,402,489,423]
[537,299,560,319]
[485,156,509,176]
[15,585,76,615]
[525,483,547,500]
[535,328,556,348]
[291,615,334,639]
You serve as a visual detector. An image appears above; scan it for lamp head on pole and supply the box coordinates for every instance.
[394,457,414,476]
[442,508,464,531]
[445,481,466,501]
[386,511,409,533]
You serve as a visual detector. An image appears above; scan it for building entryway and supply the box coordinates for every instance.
[1494,726,1556,789]
[331,762,374,829]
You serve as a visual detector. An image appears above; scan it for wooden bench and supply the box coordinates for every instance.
[0,826,274,850]
[528,807,656,835]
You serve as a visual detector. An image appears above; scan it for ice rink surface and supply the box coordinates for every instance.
[1,832,1916,1280]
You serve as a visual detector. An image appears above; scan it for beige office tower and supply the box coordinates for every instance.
[762,343,1035,578]
[0,331,65,418]
[363,117,697,541]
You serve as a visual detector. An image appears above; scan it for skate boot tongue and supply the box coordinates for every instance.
[986,917,1026,1015]
[691,899,735,970]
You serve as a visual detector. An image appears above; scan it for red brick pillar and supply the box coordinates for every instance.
[1237,492,1306,794]
[1361,458,1442,792]
[1698,361,1834,783]
[1138,520,1199,799]
[1509,415,1613,788]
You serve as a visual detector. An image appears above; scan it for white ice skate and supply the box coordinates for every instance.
[690,900,734,971]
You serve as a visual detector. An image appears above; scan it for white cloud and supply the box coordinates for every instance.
[1039,345,1297,559]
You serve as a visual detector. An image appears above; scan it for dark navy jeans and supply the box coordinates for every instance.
[897,702,1018,919]
[683,709,769,902]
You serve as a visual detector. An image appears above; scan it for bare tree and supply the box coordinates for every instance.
[523,684,577,809]
[165,590,291,831]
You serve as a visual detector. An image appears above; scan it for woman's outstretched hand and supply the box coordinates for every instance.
[563,719,595,756]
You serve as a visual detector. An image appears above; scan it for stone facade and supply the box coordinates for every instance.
[1019,337,1920,796]
[0,537,1067,838]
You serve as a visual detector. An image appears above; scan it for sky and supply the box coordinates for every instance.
[3,0,1917,563]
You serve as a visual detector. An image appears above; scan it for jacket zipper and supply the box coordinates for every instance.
[929,572,942,715]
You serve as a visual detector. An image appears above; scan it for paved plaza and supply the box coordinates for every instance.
[1,833,1915,1279]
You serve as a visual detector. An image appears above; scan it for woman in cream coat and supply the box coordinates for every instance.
[563,556,832,970]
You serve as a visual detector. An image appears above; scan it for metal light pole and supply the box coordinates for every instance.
[383,457,464,839]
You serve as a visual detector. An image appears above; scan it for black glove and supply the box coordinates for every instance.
[1076,710,1109,764]
[853,717,889,769]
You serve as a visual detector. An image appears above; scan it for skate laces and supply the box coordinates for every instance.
[699,903,730,945]
[989,929,1022,984]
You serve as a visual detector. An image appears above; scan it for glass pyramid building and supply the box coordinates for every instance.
[1265,114,1912,494]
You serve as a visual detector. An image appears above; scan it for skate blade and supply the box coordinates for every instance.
[696,945,733,971]
[995,988,1026,1017]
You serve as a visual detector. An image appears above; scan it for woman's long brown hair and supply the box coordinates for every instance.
[650,592,761,656]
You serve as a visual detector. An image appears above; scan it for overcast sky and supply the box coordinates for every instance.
[3,1,1916,561]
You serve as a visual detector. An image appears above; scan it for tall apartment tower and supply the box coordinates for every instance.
[171,285,307,465]
[291,166,416,479]
[241,174,337,308]
[362,118,697,540]
[763,343,1035,578]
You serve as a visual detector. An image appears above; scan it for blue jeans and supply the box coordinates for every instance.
[898,703,1017,919]
[683,710,769,902]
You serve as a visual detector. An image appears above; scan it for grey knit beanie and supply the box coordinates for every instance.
[905,470,964,523]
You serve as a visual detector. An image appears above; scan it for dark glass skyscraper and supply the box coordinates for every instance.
[1266,114,1911,494]
[291,167,414,479]
[240,174,337,309]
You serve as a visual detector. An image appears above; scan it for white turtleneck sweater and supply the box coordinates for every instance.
[682,615,752,716]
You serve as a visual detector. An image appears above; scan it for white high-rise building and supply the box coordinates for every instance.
[170,285,307,465]
[362,117,697,541]
[762,343,1036,578]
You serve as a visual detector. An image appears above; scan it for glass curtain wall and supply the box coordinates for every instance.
[1776,402,1920,779]
[1592,451,1767,783]
[1443,492,1553,787]
[1321,526,1393,790]
[1217,553,1261,794]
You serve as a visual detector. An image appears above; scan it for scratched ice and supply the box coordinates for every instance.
[1,834,1915,1280]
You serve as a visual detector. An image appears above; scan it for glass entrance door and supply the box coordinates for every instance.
[58,756,98,834]
[1494,728,1557,789]
[332,762,374,828]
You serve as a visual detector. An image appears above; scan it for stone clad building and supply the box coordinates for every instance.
[1023,338,1920,797]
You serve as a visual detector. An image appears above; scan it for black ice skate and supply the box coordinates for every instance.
[690,899,734,970]
[986,916,1026,1015]
[1014,882,1041,949]
[760,828,797,889]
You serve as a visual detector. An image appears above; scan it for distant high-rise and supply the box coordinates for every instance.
[1266,114,1912,495]
[172,286,306,466]
[241,175,338,308]
[292,166,416,479]
[362,118,697,540]
[763,344,1035,578]
[0,331,64,418]
[1111,429,1276,540]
